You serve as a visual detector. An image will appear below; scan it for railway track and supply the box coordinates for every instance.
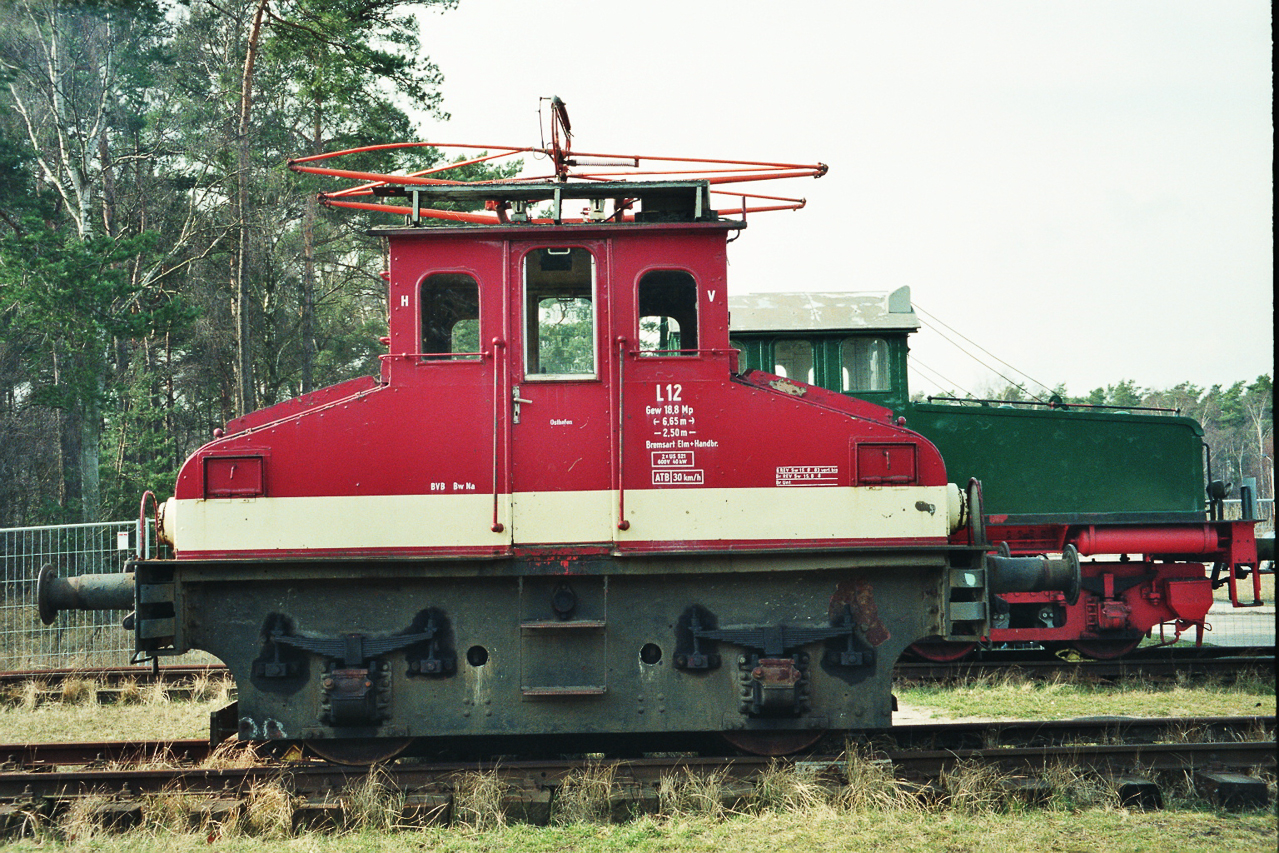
[0,716,1272,833]
[896,645,1276,683]
[2,646,1271,703]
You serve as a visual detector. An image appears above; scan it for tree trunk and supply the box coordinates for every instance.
[233,0,269,417]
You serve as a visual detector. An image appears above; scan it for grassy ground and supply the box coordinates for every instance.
[0,788,1274,852]
[896,672,1276,722]
[0,673,1273,850]
[0,674,230,743]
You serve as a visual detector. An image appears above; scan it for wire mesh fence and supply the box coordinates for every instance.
[0,521,209,669]
[1,521,144,669]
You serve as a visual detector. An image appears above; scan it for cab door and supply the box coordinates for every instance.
[507,241,616,546]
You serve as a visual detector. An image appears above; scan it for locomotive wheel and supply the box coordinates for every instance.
[1069,638,1142,660]
[905,639,978,662]
[721,730,825,756]
[305,737,414,766]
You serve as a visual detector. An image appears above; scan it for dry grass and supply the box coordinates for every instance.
[235,777,296,838]
[201,738,266,770]
[451,769,507,831]
[341,767,405,833]
[58,676,97,705]
[138,786,192,835]
[939,761,1022,813]
[751,760,833,814]
[116,677,143,704]
[837,745,922,812]
[56,793,114,843]
[898,668,1274,721]
[554,761,618,824]
[657,766,733,818]
[0,675,232,743]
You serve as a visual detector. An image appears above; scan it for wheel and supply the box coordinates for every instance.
[721,730,824,756]
[1069,638,1141,660]
[905,639,978,662]
[305,737,414,766]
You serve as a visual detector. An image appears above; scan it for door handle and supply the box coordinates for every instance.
[512,385,532,424]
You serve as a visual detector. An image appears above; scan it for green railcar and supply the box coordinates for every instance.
[727,288,1206,524]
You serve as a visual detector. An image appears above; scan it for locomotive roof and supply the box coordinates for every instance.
[728,287,919,333]
[366,179,734,228]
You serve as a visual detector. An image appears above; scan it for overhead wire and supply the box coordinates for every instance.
[913,303,1052,402]
[909,359,976,399]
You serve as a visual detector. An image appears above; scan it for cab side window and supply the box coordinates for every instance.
[638,270,698,355]
[421,273,480,360]
[524,247,596,377]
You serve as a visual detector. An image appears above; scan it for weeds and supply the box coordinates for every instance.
[116,677,142,704]
[939,761,1014,813]
[185,669,233,703]
[1036,763,1118,811]
[837,746,920,812]
[138,785,192,834]
[59,675,97,705]
[17,678,43,711]
[202,738,264,770]
[452,769,507,830]
[57,793,113,843]
[235,777,296,838]
[342,767,405,832]
[554,761,618,824]
[657,766,732,818]
[753,760,832,814]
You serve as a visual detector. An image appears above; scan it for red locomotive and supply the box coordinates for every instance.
[35,103,1089,761]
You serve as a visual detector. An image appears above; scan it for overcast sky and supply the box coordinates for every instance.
[413,1,1272,397]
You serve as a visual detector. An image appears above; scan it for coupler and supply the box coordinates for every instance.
[37,563,135,625]
[986,544,1081,605]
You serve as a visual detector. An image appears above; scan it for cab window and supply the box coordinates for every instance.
[841,337,889,391]
[421,273,479,360]
[524,247,596,377]
[638,270,697,355]
[773,339,814,383]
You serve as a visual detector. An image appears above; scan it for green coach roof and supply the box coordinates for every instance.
[728,287,919,333]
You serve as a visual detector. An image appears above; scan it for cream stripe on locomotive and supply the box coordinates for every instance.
[163,484,961,554]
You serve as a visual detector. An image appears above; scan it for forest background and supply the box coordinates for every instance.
[0,0,1271,528]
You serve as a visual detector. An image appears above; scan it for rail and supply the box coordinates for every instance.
[0,716,1272,825]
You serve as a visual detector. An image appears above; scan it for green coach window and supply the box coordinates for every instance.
[841,337,889,391]
[774,339,814,384]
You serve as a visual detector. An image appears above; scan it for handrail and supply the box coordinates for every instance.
[490,339,506,533]
[138,491,161,560]
[926,396,1179,414]
[379,351,485,361]
[615,336,630,531]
